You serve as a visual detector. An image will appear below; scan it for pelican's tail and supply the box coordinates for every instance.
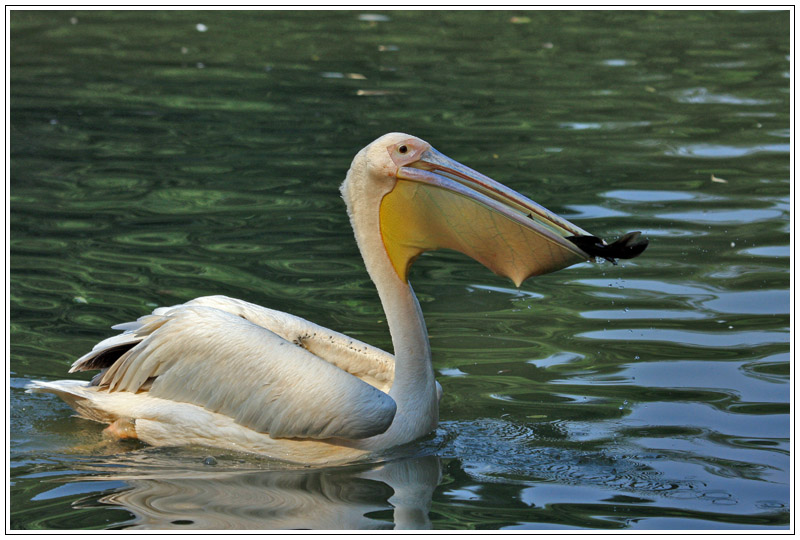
[25,310,165,423]
[25,379,119,424]
[26,378,90,398]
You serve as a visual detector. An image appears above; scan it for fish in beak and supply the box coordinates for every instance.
[378,138,648,285]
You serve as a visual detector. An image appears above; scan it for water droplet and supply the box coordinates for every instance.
[202,456,217,466]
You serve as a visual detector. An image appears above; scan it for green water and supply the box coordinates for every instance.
[9,9,790,530]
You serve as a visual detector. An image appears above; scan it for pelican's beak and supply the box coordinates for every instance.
[380,144,645,286]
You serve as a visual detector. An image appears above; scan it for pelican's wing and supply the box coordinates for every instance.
[181,296,395,392]
[71,305,397,440]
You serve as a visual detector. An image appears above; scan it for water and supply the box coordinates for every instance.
[9,9,790,530]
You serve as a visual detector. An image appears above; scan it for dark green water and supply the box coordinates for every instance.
[9,9,790,530]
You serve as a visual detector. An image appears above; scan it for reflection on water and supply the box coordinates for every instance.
[62,454,441,529]
[10,9,789,530]
[13,417,788,530]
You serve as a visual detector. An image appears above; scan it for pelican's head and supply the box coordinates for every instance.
[341,133,646,287]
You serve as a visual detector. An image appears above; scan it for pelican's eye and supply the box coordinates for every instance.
[387,140,426,167]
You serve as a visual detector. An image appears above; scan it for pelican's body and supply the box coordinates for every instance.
[28,133,646,464]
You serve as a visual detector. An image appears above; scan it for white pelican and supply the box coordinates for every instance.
[28,133,647,464]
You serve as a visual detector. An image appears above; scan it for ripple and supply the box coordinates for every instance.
[78,175,151,192]
[563,205,628,219]
[53,219,104,231]
[623,402,788,440]
[574,278,710,296]
[559,121,650,130]
[656,208,784,224]
[617,360,788,404]
[741,245,789,258]
[580,309,706,321]
[702,290,789,315]
[740,353,790,385]
[672,87,773,105]
[263,257,364,277]
[13,275,82,296]
[32,480,128,502]
[358,13,391,22]
[526,351,585,369]
[600,58,635,67]
[10,295,63,311]
[466,284,543,299]
[666,143,789,159]
[603,190,716,203]
[579,328,789,348]
[439,367,468,378]
[138,188,289,214]
[202,242,279,255]
[440,419,702,499]
[629,228,698,238]
[10,236,70,253]
[113,231,190,247]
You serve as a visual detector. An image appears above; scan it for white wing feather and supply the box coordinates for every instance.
[74,304,397,440]
[182,296,395,391]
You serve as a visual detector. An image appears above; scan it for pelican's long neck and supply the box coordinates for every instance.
[341,167,439,446]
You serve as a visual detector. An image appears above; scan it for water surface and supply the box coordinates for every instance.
[9,9,790,530]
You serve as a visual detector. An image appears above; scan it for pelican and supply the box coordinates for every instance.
[28,133,647,464]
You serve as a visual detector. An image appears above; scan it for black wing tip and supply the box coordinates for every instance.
[70,342,137,373]
[567,231,649,264]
